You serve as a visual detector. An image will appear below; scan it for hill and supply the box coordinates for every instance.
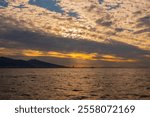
[0,57,66,68]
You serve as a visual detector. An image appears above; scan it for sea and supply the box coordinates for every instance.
[0,68,150,100]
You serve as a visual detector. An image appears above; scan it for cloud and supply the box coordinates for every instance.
[1,24,149,58]
[0,47,18,56]
[23,49,98,60]
[105,3,121,10]
[96,19,112,27]
[115,28,124,32]
[134,28,150,35]
[0,15,149,60]
[100,55,137,63]
[1,0,150,51]
[0,0,150,67]
[0,47,137,62]
[137,16,150,27]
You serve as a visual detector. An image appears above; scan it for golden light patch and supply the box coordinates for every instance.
[0,47,19,56]
[23,50,45,57]
[23,50,98,60]
[50,52,97,60]
[101,55,137,62]
[0,48,137,63]
[22,49,137,62]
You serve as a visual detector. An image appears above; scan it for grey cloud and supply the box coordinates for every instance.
[105,3,122,10]
[137,16,150,27]
[133,11,142,15]
[98,0,104,4]
[96,19,112,27]
[136,16,150,36]
[115,28,133,33]
[115,28,124,32]
[0,16,150,65]
[87,5,96,12]
[105,32,116,36]
[0,24,149,58]
[134,28,150,34]
[96,14,113,27]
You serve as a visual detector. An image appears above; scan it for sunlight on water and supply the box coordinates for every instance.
[0,68,150,99]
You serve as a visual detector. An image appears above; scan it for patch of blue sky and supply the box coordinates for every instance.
[98,0,104,4]
[28,0,80,18]
[28,0,64,13]
[0,0,8,8]
[68,11,80,18]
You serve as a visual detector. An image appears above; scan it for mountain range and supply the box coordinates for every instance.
[0,57,66,68]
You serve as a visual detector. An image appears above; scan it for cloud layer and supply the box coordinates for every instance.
[0,0,150,67]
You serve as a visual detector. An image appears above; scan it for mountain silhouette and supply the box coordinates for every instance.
[0,57,66,68]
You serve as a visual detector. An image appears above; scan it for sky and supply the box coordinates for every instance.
[0,0,150,67]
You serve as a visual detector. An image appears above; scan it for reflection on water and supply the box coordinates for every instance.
[0,68,150,100]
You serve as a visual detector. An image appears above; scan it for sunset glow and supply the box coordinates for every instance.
[0,0,149,67]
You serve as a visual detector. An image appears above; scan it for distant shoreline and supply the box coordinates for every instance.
[0,57,150,69]
[0,67,149,69]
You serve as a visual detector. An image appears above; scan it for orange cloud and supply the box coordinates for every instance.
[0,47,19,56]
[101,55,137,62]
[144,55,150,58]
[48,51,98,60]
[1,0,150,51]
[22,49,137,62]
[23,50,45,57]
[23,49,98,60]
[0,48,137,63]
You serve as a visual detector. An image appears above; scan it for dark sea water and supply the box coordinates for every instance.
[0,68,150,100]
